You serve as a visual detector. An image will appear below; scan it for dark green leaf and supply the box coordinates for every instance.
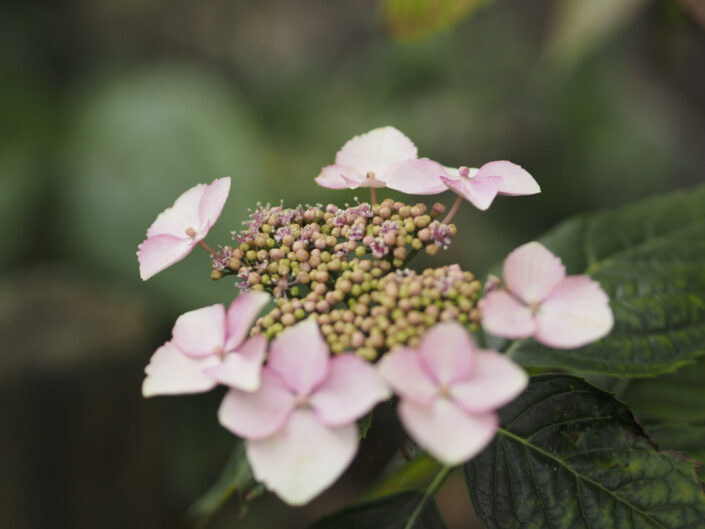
[307,491,447,529]
[188,441,257,523]
[464,375,705,529]
[359,411,373,439]
[506,184,705,376]
[368,454,441,499]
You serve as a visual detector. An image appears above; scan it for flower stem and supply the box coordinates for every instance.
[441,196,463,224]
[403,465,454,529]
[370,187,378,205]
[197,240,217,256]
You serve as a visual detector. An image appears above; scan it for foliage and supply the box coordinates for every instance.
[464,375,705,529]
[506,183,705,376]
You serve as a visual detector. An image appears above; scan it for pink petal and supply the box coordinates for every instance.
[205,335,267,391]
[218,368,296,440]
[267,319,330,396]
[335,126,418,177]
[197,177,231,233]
[309,354,391,426]
[315,165,364,190]
[224,291,271,350]
[146,183,206,238]
[383,158,449,195]
[479,290,536,339]
[418,322,475,386]
[142,342,219,397]
[343,173,387,189]
[137,234,196,281]
[398,398,498,465]
[246,408,358,506]
[378,347,438,405]
[440,172,501,211]
[503,242,566,304]
[478,160,540,196]
[172,304,226,358]
[535,275,614,349]
[450,350,528,414]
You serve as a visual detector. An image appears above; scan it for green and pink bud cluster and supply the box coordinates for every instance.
[135,126,614,507]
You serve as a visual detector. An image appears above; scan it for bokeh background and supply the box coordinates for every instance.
[1,0,704,527]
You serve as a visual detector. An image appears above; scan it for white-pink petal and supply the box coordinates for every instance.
[477,161,540,196]
[535,275,614,349]
[198,177,231,231]
[267,319,329,396]
[137,234,195,281]
[378,347,438,405]
[383,158,449,195]
[142,342,219,397]
[205,335,267,391]
[146,183,206,238]
[309,354,390,427]
[315,165,364,190]
[246,408,358,506]
[451,350,528,414]
[398,398,498,465]
[335,126,417,178]
[224,292,270,351]
[418,322,475,386]
[480,290,536,340]
[503,242,566,304]
[172,304,226,358]
[218,369,296,440]
[441,170,501,211]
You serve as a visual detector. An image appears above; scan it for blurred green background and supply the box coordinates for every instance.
[1,0,704,527]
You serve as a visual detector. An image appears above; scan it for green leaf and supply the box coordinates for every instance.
[589,359,705,477]
[307,490,447,529]
[359,411,374,439]
[187,441,258,525]
[506,183,705,376]
[368,454,441,499]
[464,375,705,529]
[382,0,490,40]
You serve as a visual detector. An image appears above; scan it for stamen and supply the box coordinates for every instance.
[459,166,470,178]
[185,227,197,238]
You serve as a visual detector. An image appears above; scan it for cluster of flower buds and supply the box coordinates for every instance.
[251,264,482,360]
[135,126,616,508]
[209,198,457,302]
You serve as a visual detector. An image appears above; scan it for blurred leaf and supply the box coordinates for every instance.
[465,375,705,529]
[383,0,490,40]
[546,0,648,67]
[308,491,447,529]
[188,441,257,526]
[359,411,374,439]
[506,183,705,376]
[60,63,266,311]
[368,454,440,498]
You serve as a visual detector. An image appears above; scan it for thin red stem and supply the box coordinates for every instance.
[441,196,463,224]
[197,240,217,256]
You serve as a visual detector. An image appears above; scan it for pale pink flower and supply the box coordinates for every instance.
[441,161,540,211]
[142,291,270,397]
[315,127,447,195]
[218,319,390,505]
[137,177,231,280]
[379,322,527,465]
[480,242,613,348]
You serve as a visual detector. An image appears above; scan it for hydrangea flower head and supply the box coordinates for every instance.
[138,177,231,280]
[441,161,540,211]
[218,319,390,505]
[315,127,447,195]
[480,242,613,348]
[379,322,527,465]
[142,291,270,396]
